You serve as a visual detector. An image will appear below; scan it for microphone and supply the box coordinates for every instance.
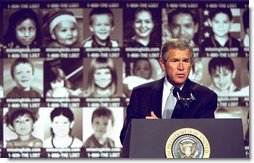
[173,87,196,109]
[173,87,181,100]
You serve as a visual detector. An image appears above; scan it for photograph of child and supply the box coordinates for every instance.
[3,108,43,148]
[82,8,122,48]
[200,8,243,55]
[200,58,246,97]
[3,8,41,48]
[42,107,83,148]
[4,58,43,98]
[82,106,124,148]
[124,8,161,47]
[83,58,123,98]
[42,9,83,48]
[123,58,163,97]
[44,59,83,98]
[165,8,199,47]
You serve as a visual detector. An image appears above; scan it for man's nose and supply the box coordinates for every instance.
[177,61,184,70]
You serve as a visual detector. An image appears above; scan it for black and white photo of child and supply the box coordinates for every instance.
[3,9,41,48]
[42,107,83,148]
[123,58,163,97]
[4,58,43,98]
[82,106,123,149]
[44,59,83,98]
[124,8,161,47]
[42,9,83,48]
[83,58,123,98]
[82,8,122,48]
[3,108,43,148]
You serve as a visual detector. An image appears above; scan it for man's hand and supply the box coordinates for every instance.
[145,111,159,119]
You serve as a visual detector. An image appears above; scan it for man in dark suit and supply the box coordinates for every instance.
[120,39,217,145]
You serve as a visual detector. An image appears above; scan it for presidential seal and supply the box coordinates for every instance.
[165,128,210,158]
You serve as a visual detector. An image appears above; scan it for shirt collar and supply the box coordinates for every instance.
[163,77,184,90]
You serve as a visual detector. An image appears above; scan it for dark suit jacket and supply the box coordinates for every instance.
[120,78,218,144]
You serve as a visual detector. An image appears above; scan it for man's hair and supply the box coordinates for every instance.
[89,8,114,26]
[91,107,115,126]
[167,9,197,25]
[208,58,235,75]
[160,39,193,61]
[10,58,34,79]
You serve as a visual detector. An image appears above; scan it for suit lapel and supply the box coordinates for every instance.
[149,78,164,118]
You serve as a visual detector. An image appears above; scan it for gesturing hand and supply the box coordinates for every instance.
[145,111,159,119]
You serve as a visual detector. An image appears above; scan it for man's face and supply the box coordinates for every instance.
[170,13,198,44]
[159,48,192,86]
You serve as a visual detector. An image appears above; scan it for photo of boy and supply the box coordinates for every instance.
[83,107,115,148]
[207,58,240,96]
[42,10,80,48]
[201,8,241,48]
[82,8,119,48]
[4,108,43,148]
[4,58,42,98]
[167,9,199,47]
[83,107,123,148]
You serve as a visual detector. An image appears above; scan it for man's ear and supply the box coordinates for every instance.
[159,59,166,71]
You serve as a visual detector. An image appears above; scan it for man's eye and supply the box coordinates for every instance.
[171,59,179,62]
[184,59,191,63]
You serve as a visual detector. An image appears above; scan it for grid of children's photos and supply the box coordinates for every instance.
[0,0,249,158]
